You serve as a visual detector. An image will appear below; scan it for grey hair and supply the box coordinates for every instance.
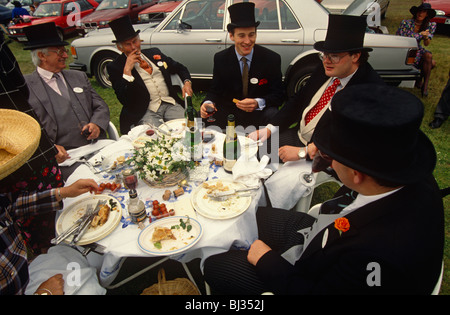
[30,48,49,67]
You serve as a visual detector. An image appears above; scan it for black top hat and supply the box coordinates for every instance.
[410,3,436,19]
[227,2,260,33]
[314,14,372,53]
[109,15,140,43]
[23,22,69,50]
[313,84,436,185]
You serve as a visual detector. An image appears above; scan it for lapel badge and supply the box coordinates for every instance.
[250,78,258,85]
[73,87,83,93]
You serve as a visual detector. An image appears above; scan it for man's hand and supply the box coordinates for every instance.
[54,144,70,163]
[247,240,272,266]
[124,48,141,75]
[247,127,271,142]
[81,123,101,140]
[35,274,65,295]
[182,80,193,97]
[200,102,216,119]
[235,98,258,113]
[278,145,302,162]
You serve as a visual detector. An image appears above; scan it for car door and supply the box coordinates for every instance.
[227,0,304,77]
[149,0,228,79]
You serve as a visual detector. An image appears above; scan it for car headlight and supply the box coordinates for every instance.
[139,14,149,22]
[9,29,15,34]
[434,9,446,16]
[99,21,109,26]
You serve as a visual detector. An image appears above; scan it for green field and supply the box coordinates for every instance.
[6,0,449,294]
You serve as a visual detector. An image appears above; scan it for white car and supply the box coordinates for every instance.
[69,0,419,95]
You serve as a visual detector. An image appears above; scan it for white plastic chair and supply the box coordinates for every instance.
[294,171,342,213]
[106,121,120,140]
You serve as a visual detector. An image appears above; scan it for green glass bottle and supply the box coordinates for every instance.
[184,96,202,161]
[223,114,240,173]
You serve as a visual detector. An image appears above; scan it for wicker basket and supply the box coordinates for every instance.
[143,168,188,188]
[141,269,200,295]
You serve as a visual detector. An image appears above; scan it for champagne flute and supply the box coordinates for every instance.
[205,103,216,123]
[299,150,333,187]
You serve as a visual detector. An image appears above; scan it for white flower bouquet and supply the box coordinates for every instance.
[130,136,195,186]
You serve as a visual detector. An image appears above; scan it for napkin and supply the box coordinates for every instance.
[264,159,312,210]
[232,155,272,188]
[58,139,116,167]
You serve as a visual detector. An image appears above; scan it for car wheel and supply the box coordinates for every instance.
[92,51,118,88]
[286,57,321,97]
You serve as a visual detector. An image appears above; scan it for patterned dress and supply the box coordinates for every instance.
[396,19,436,68]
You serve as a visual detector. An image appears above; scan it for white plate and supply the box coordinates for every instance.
[99,149,134,174]
[190,179,252,220]
[157,118,186,138]
[56,195,122,245]
[209,133,258,159]
[138,216,203,256]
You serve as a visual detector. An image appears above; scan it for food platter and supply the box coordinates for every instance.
[137,216,203,256]
[55,195,122,245]
[157,118,186,139]
[190,179,252,220]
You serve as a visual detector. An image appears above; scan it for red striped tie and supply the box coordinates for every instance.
[305,78,341,125]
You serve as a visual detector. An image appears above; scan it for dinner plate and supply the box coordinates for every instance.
[190,179,252,220]
[56,195,122,246]
[99,149,134,174]
[138,216,203,256]
[157,118,186,139]
[209,133,258,159]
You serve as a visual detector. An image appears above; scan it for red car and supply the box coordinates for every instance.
[77,0,156,32]
[7,0,99,42]
[424,0,450,32]
[138,0,181,23]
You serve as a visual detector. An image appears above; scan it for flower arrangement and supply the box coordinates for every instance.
[130,136,195,183]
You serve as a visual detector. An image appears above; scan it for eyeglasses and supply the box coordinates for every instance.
[318,52,349,64]
[47,48,69,56]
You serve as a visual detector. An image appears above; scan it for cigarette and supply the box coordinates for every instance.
[232,98,239,104]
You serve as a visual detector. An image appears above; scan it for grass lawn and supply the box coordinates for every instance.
[5,0,449,294]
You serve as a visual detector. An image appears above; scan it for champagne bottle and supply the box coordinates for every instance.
[184,96,202,161]
[128,189,147,229]
[223,114,240,173]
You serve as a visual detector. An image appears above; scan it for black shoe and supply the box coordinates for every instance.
[429,118,444,129]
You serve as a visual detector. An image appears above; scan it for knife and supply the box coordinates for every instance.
[51,205,94,245]
[207,187,258,198]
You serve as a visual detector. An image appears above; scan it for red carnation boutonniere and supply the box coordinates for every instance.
[334,217,350,236]
[153,55,162,60]
[258,78,268,86]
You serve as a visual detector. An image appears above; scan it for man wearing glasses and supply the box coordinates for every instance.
[249,14,384,162]
[23,23,110,179]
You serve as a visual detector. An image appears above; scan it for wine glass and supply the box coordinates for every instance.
[299,150,333,188]
[205,103,216,123]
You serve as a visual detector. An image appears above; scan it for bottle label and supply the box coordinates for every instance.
[223,158,236,172]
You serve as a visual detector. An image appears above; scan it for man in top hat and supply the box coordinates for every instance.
[203,84,444,295]
[106,15,193,134]
[249,14,384,163]
[23,22,110,180]
[0,109,104,295]
[200,2,284,129]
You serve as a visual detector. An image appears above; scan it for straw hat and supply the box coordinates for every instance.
[0,109,41,180]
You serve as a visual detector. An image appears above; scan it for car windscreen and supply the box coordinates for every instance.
[96,0,129,10]
[34,3,62,17]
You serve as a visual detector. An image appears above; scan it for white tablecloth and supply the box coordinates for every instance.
[61,126,267,286]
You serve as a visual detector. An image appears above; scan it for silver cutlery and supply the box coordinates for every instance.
[51,204,94,245]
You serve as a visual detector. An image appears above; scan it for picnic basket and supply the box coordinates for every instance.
[141,268,200,295]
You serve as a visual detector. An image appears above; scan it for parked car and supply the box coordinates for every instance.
[322,0,389,19]
[0,4,12,24]
[69,0,419,94]
[77,0,156,32]
[138,0,181,23]
[7,0,99,41]
[424,0,450,33]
